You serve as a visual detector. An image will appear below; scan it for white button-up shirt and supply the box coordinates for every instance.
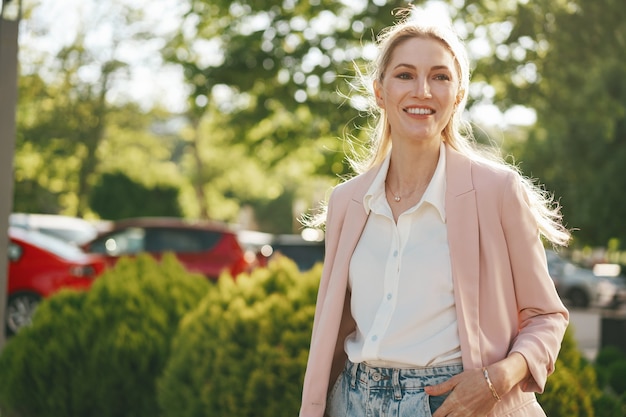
[345,143,462,367]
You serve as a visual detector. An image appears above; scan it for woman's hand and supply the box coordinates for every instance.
[425,353,530,417]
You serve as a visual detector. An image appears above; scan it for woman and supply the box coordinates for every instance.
[299,8,570,417]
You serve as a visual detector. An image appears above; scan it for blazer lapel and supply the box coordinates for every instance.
[445,146,482,368]
[329,170,378,290]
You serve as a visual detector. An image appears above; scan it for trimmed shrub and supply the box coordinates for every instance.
[595,345,626,392]
[592,393,626,417]
[157,255,320,417]
[539,323,626,417]
[537,326,602,417]
[0,253,211,417]
[538,327,600,416]
[595,345,626,369]
[607,360,626,395]
[540,365,596,417]
[593,343,626,415]
[0,290,87,417]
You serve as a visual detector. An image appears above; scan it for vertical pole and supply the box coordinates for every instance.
[0,3,20,350]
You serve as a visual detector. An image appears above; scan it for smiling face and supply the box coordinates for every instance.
[374,36,460,147]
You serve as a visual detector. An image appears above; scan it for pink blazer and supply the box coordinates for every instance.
[299,145,569,417]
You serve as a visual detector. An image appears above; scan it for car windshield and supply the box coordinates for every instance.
[9,213,99,245]
[37,227,97,246]
[19,230,86,261]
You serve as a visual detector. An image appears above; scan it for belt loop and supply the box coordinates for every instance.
[350,360,359,389]
[392,368,402,400]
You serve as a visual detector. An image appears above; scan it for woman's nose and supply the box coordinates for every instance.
[414,78,432,99]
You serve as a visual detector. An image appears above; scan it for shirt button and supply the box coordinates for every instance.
[393,250,398,257]
[387,293,392,300]
[371,335,378,342]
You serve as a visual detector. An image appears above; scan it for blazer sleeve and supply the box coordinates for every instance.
[299,185,349,417]
[500,173,569,393]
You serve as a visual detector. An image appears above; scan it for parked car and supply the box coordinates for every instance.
[9,212,105,246]
[238,228,325,271]
[546,249,626,309]
[6,227,108,336]
[82,217,253,279]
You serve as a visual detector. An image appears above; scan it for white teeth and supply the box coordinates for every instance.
[405,108,433,115]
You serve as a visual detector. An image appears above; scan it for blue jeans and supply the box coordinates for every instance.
[327,360,463,417]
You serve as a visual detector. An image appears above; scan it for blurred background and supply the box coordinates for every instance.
[2,1,626,415]
[4,0,623,250]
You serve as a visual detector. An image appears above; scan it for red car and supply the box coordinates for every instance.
[82,217,254,280]
[6,227,108,336]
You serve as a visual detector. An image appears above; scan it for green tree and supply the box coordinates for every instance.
[457,0,626,246]
[14,0,176,217]
[89,172,183,220]
[161,0,409,223]
[18,0,625,240]
[14,39,125,216]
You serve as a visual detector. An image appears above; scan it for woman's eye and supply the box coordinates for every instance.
[434,74,451,81]
[397,72,413,80]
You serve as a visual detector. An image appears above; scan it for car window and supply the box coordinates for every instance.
[10,213,99,245]
[547,257,563,277]
[90,227,146,256]
[15,230,86,261]
[272,243,325,271]
[547,255,579,277]
[37,227,97,246]
[145,228,222,253]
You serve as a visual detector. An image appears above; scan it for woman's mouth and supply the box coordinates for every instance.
[404,107,434,115]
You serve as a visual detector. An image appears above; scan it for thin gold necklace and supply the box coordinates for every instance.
[385,181,408,203]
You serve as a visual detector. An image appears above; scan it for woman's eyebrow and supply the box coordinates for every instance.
[391,63,452,72]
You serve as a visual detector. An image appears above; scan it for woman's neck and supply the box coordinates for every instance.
[387,139,441,193]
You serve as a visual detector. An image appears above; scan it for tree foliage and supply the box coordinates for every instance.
[159,0,410,224]
[14,1,169,217]
[89,172,183,220]
[457,0,626,246]
[14,0,626,243]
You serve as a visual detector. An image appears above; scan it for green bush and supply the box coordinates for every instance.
[0,253,211,417]
[157,255,320,417]
[540,365,596,417]
[595,345,626,392]
[7,251,622,417]
[592,392,626,417]
[595,345,626,369]
[593,344,626,415]
[538,322,626,417]
[607,360,626,396]
[539,327,598,417]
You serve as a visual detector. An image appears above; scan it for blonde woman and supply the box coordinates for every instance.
[299,8,569,417]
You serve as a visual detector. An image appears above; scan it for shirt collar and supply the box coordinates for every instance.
[363,142,447,222]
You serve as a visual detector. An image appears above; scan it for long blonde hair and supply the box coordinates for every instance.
[341,8,569,246]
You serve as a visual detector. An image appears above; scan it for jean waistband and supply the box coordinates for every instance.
[345,359,463,390]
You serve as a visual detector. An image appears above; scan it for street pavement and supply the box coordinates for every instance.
[568,306,626,361]
[569,308,601,361]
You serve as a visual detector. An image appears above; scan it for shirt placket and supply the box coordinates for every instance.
[361,217,402,358]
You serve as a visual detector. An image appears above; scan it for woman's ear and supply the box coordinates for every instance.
[455,89,465,105]
[373,80,385,108]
